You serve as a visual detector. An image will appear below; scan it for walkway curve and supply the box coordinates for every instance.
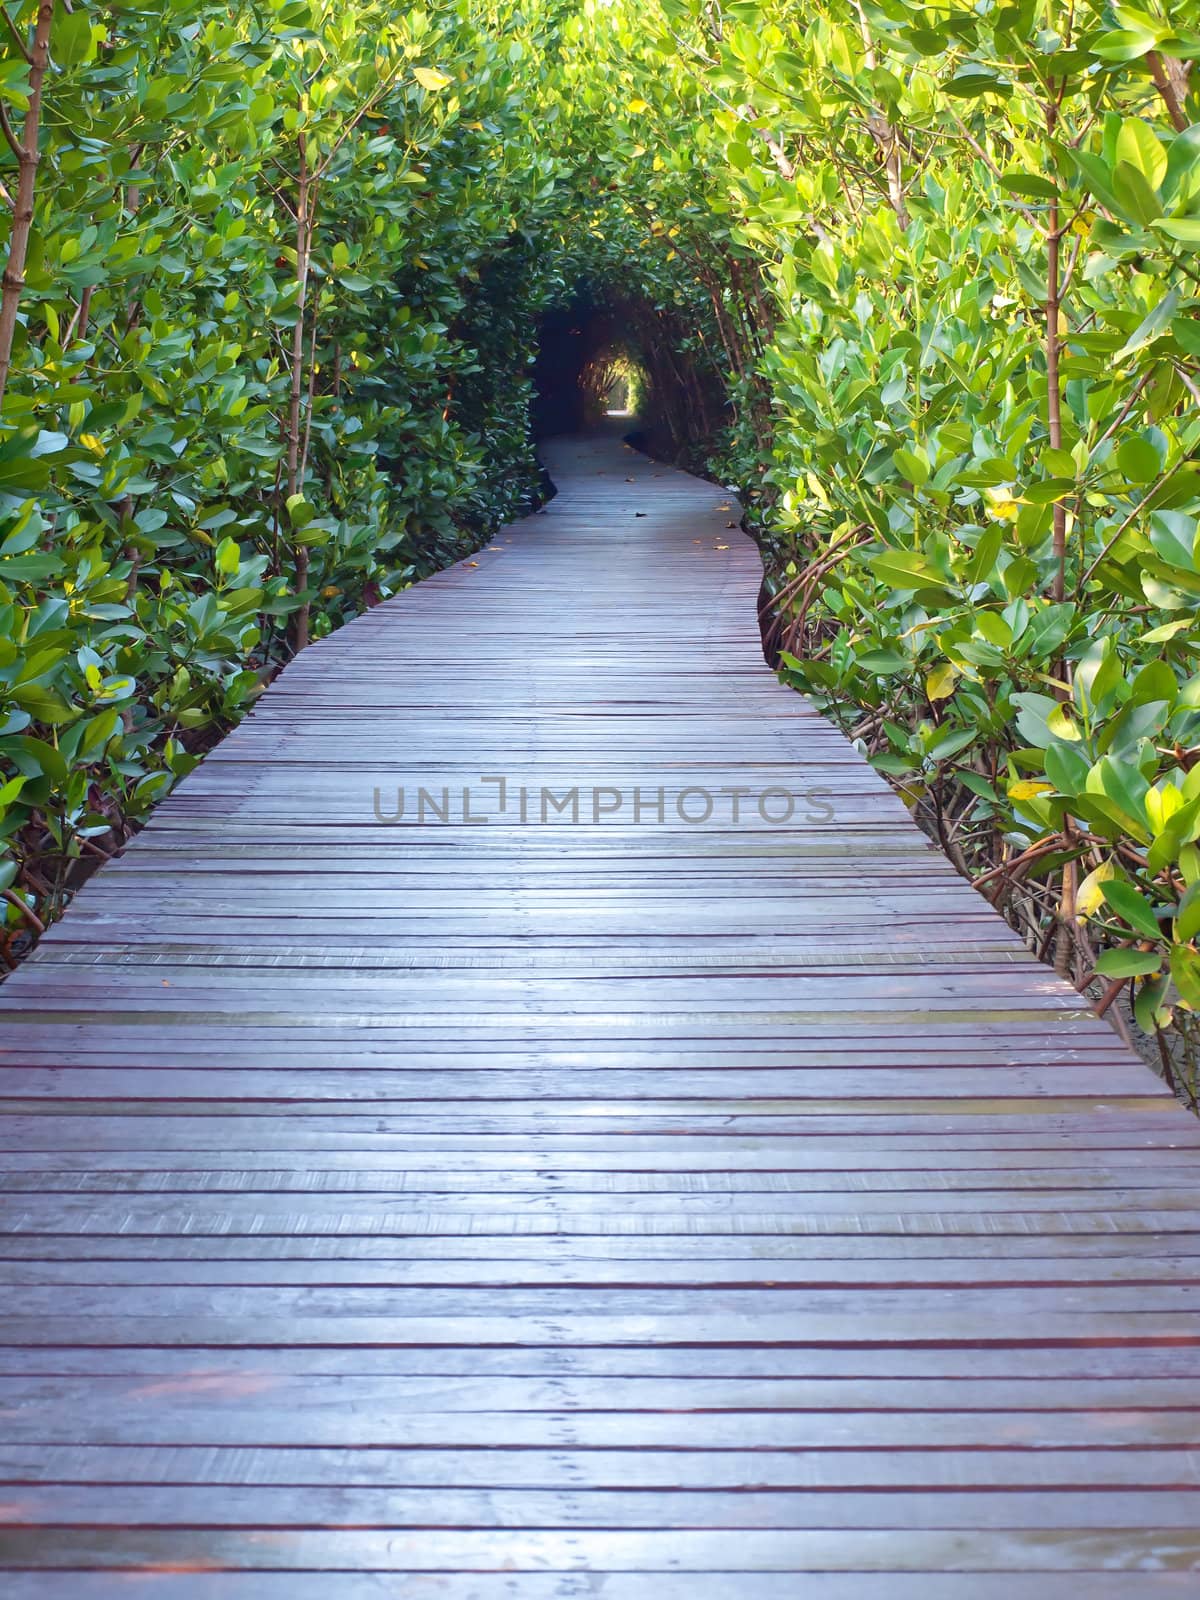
[2,432,1200,1593]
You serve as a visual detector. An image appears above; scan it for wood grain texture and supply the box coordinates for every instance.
[0,431,1198,1588]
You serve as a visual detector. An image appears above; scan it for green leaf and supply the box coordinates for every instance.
[1044,741,1089,796]
[1170,943,1200,1009]
[943,66,1010,98]
[285,494,315,530]
[1128,658,1178,706]
[0,522,40,556]
[1041,447,1077,478]
[1101,878,1162,938]
[892,446,929,487]
[1152,217,1200,248]
[1113,288,1179,362]
[1142,618,1193,644]
[1001,172,1059,201]
[1090,28,1158,62]
[1115,117,1167,190]
[1024,478,1075,504]
[10,683,78,725]
[868,550,951,593]
[855,649,909,674]
[1134,973,1172,1034]
[1162,125,1200,208]
[6,735,68,785]
[870,751,916,776]
[1093,948,1162,978]
[1116,436,1162,483]
[926,725,975,762]
[215,536,240,577]
[1011,691,1060,749]
[1091,756,1151,839]
[1177,882,1200,943]
[1112,160,1163,225]
[54,8,98,69]
[0,59,29,112]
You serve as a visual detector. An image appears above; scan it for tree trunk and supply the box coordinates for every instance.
[0,1,55,414]
[287,132,313,653]
[853,3,909,228]
[1045,134,1066,608]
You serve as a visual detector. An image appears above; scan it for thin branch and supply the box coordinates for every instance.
[1080,468,1183,587]
[0,5,32,65]
[1147,50,1189,132]
[0,100,22,163]
[2,887,45,934]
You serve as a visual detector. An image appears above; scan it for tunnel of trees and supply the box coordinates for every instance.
[1,0,1200,1081]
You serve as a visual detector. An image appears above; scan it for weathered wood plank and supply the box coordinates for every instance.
[0,431,1197,1586]
[0,1578,1193,1600]
[5,1441,1200,1490]
[2,1526,1200,1572]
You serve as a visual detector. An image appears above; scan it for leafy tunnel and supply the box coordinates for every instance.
[2,0,1200,1078]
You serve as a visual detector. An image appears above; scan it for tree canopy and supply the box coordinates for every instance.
[2,0,1200,1075]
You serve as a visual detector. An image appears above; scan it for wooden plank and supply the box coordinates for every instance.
[6,1397,1200,1446]
[4,1340,1198,1377]
[7,1282,1200,1319]
[5,1484,1200,1530]
[0,431,1197,1586]
[3,1371,1200,1413]
[7,1253,1200,1285]
[2,1526,1200,1572]
[5,1442,1200,1490]
[0,1576,1194,1599]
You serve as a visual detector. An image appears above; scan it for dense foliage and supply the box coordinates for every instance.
[0,0,560,955]
[5,0,1200,1087]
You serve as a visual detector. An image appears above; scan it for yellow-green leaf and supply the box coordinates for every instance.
[1009,779,1054,801]
[924,663,959,701]
[1076,860,1117,918]
[1047,704,1081,741]
[1116,116,1167,190]
[413,67,453,92]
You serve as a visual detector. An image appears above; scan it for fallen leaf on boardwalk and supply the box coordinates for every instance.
[467,561,479,567]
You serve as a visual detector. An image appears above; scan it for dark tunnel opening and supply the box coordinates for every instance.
[531,287,730,468]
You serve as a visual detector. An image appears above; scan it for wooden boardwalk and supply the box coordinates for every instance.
[2,431,1200,1594]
